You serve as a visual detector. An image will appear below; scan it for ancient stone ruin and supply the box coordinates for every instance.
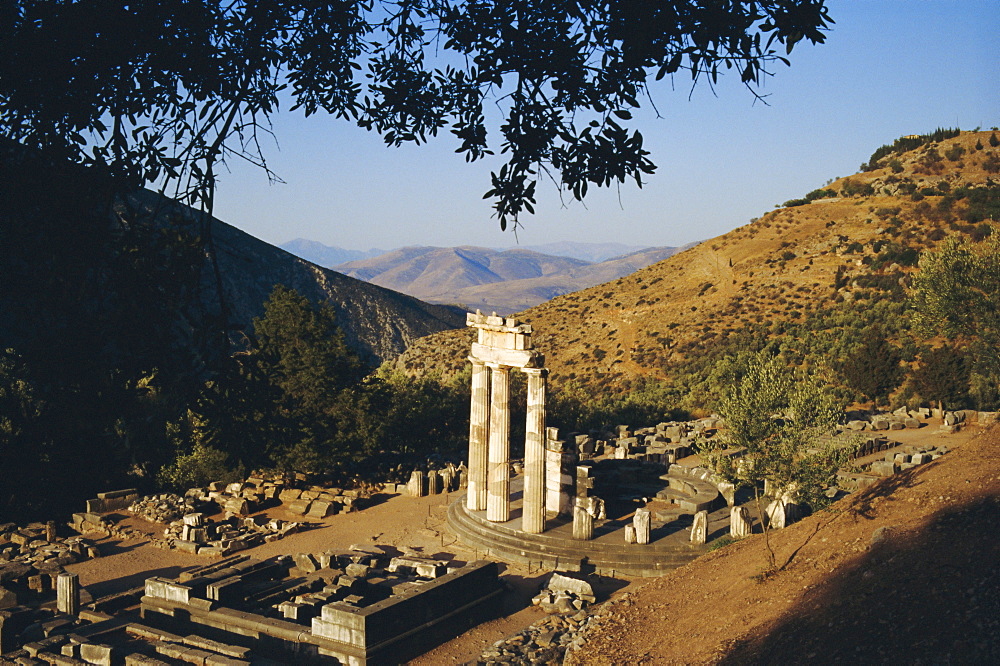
[2,546,502,665]
[466,311,549,533]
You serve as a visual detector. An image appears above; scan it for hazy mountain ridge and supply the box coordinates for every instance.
[332,244,686,314]
[279,238,386,266]
[514,241,648,262]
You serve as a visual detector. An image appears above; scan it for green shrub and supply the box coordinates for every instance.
[945,145,965,161]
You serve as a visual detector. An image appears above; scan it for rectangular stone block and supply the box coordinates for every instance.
[306,501,333,519]
[79,643,114,666]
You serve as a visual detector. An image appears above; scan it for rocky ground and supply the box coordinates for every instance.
[55,423,995,664]
[565,424,1000,664]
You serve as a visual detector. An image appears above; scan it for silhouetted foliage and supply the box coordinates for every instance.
[911,345,971,411]
[1,0,834,228]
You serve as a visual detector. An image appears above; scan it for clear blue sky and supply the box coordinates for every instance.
[212,0,999,251]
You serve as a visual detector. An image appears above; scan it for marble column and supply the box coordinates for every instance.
[731,505,752,538]
[633,508,651,545]
[57,572,80,616]
[486,364,511,522]
[522,368,547,534]
[467,358,490,511]
[690,510,708,545]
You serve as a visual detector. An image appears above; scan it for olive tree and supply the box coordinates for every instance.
[1,0,834,227]
[701,352,851,569]
[910,230,1000,373]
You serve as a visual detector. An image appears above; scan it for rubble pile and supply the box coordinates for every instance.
[157,512,300,556]
[530,572,597,614]
[128,493,198,524]
[476,611,597,665]
[271,547,459,621]
[480,572,599,666]
[0,522,99,609]
[572,417,722,464]
[277,486,364,518]
[868,444,950,477]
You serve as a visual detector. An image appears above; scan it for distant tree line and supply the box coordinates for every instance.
[860,128,961,172]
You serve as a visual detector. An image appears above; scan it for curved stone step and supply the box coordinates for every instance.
[447,498,708,577]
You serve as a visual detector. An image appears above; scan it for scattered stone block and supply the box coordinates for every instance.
[545,573,596,603]
[293,553,319,574]
[870,460,898,477]
[306,501,334,519]
[730,506,752,538]
[690,510,708,545]
[633,508,651,545]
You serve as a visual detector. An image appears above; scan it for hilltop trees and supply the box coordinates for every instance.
[1,0,834,227]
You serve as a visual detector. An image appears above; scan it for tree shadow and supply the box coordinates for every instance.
[718,495,1000,663]
[93,538,150,557]
[847,460,939,520]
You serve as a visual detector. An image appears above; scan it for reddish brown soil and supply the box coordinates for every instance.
[566,424,1000,664]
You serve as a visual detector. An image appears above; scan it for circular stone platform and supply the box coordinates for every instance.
[447,471,733,577]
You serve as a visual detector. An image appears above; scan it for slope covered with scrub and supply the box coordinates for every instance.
[393,129,1000,412]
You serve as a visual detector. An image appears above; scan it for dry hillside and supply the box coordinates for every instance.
[393,130,999,391]
[565,424,1000,664]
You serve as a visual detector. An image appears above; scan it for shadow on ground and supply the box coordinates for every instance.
[85,565,196,600]
[719,493,1000,664]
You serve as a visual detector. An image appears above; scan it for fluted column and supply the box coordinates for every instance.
[486,363,511,522]
[57,572,80,615]
[467,358,490,511]
[522,367,547,533]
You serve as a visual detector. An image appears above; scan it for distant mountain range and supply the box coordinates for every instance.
[509,241,648,263]
[280,239,387,267]
[330,244,692,314]
[279,239,648,266]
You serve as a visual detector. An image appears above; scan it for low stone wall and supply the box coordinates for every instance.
[83,488,140,514]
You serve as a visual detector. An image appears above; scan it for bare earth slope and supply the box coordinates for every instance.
[394,130,1000,385]
[568,425,1000,665]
